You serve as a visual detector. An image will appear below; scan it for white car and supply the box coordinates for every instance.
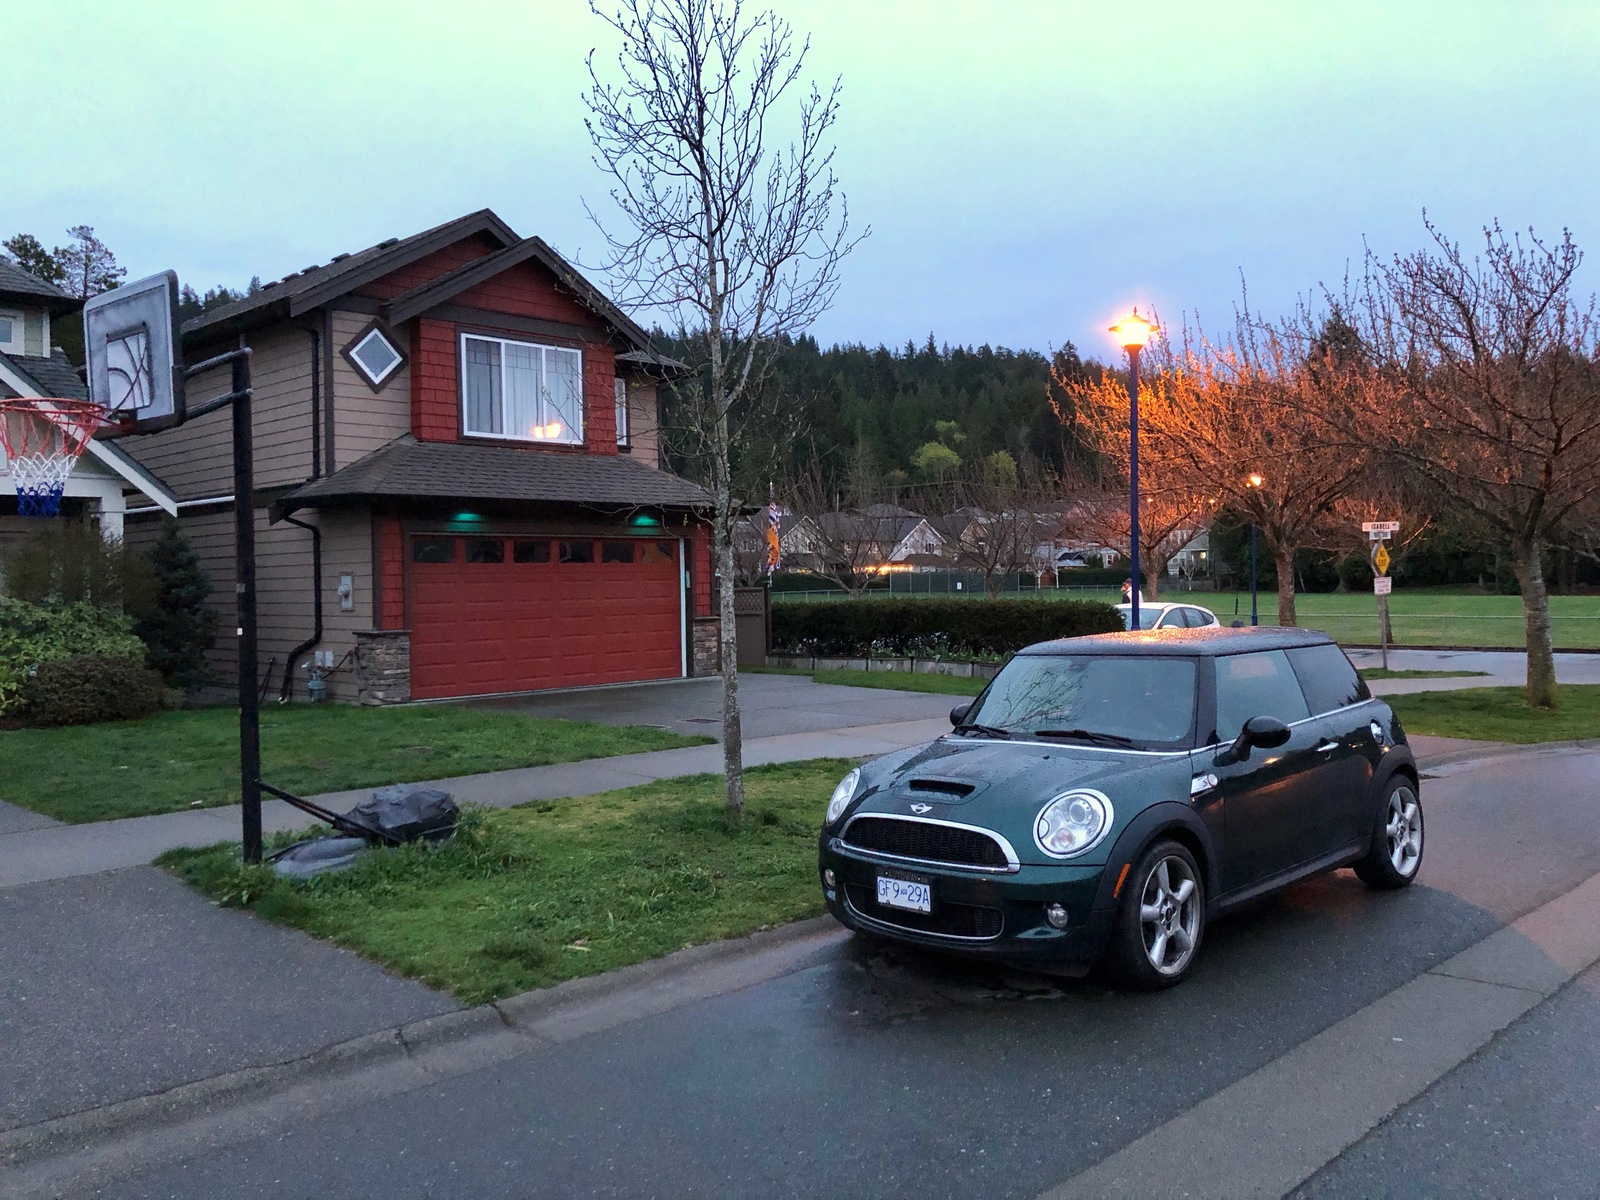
[1116,602,1221,631]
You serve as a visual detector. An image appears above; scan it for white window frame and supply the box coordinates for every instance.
[460,332,584,445]
[349,326,404,387]
[614,376,630,447]
[0,310,24,354]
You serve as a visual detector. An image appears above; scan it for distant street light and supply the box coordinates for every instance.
[1109,308,1159,630]
[1246,472,1265,626]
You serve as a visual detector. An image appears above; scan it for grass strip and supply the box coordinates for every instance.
[159,758,854,1004]
[0,705,710,824]
[1387,684,1600,744]
[1358,669,1490,681]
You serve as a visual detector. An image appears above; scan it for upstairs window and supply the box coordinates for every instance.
[0,310,22,354]
[614,377,630,447]
[462,333,583,445]
[345,324,404,388]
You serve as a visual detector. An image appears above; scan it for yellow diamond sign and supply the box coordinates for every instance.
[1374,544,1391,576]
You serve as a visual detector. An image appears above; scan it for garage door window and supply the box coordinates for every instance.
[641,540,676,565]
[560,540,595,563]
[513,540,551,563]
[601,541,635,564]
[465,538,504,564]
[413,536,456,564]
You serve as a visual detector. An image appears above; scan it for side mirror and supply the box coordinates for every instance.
[950,701,972,727]
[1228,714,1291,761]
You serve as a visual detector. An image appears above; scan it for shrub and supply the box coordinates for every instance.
[770,597,1123,658]
[1,518,153,608]
[131,518,219,690]
[20,653,163,726]
[0,598,148,715]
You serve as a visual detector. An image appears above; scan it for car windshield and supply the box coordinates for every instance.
[964,654,1197,747]
[1116,605,1163,630]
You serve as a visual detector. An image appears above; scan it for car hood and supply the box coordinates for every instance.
[841,735,1195,866]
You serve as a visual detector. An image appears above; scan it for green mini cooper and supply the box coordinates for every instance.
[818,627,1422,988]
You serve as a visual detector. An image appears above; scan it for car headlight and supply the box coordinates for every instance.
[825,767,862,825]
[1034,789,1113,858]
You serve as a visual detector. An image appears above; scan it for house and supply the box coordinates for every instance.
[0,258,175,564]
[117,209,716,703]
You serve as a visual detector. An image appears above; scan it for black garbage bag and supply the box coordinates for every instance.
[342,784,458,845]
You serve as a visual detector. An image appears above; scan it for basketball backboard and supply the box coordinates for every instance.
[84,270,185,432]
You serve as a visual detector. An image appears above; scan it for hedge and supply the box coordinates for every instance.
[20,653,164,726]
[770,597,1123,658]
[0,598,148,716]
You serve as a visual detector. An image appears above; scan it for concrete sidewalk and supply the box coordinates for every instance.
[1350,646,1600,695]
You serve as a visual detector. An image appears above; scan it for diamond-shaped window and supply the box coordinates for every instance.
[346,326,404,388]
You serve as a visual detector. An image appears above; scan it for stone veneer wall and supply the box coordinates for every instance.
[354,629,411,704]
[692,616,720,676]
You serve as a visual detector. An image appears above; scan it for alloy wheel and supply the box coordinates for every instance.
[1139,855,1200,976]
[1386,786,1423,877]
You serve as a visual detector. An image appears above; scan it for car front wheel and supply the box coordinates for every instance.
[1107,839,1206,989]
[1355,777,1424,889]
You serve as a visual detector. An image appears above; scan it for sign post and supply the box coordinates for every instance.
[1363,522,1398,670]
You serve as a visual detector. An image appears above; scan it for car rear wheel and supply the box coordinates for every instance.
[1355,777,1424,889]
[1107,840,1205,989]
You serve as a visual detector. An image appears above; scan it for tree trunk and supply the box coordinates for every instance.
[1275,544,1298,626]
[1511,536,1558,709]
[985,571,1003,599]
[1143,562,1161,601]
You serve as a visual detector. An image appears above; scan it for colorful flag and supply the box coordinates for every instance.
[766,498,782,572]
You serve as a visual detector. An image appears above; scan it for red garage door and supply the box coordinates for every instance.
[409,534,683,700]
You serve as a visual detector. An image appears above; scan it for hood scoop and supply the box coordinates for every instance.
[906,778,977,799]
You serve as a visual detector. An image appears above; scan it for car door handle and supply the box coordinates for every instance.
[1315,739,1340,754]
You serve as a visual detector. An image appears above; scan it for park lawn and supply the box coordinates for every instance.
[159,758,853,1004]
[1387,685,1600,744]
[751,665,986,696]
[0,705,710,824]
[1359,668,1490,681]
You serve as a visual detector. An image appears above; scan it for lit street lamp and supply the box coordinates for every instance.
[1109,308,1159,631]
[1246,472,1264,626]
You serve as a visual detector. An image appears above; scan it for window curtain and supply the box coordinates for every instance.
[545,348,582,442]
[464,338,502,434]
[503,341,541,438]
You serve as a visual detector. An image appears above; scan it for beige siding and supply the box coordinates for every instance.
[117,325,317,501]
[624,378,661,468]
[124,503,374,703]
[330,310,411,469]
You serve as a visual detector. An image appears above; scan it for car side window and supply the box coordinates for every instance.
[1157,608,1181,628]
[1287,643,1369,714]
[1214,650,1311,742]
[1180,607,1203,628]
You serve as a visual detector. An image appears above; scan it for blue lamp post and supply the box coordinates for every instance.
[1109,308,1159,631]
[1246,472,1264,626]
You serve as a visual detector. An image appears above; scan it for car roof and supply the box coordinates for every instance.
[1020,626,1337,657]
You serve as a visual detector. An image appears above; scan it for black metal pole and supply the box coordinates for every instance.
[1128,345,1141,630]
[1250,522,1259,627]
[230,347,262,864]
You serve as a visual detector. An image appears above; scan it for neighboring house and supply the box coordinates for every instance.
[117,209,716,703]
[0,258,176,565]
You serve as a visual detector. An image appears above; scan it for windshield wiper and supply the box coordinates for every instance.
[1032,727,1139,748]
[952,722,1012,739]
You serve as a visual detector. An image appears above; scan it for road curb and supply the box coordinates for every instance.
[1416,737,1600,774]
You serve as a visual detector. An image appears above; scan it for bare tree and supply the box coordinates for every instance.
[585,0,863,812]
[937,462,1056,598]
[779,455,893,596]
[1356,218,1600,707]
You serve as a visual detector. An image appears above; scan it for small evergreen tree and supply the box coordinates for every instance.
[132,520,218,691]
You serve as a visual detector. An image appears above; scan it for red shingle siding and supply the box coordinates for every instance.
[452,260,602,328]
[358,237,498,300]
[583,344,618,455]
[377,515,406,629]
[411,318,460,443]
[693,523,713,617]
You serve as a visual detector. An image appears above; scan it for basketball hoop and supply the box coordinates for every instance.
[0,399,111,517]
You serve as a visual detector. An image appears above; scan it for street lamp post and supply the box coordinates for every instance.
[1109,308,1159,631]
[1246,472,1264,626]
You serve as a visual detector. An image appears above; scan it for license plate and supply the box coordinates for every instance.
[876,876,932,913]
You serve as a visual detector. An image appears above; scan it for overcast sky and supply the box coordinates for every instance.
[9,0,1599,360]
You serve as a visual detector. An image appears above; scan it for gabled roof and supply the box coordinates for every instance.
[0,349,86,400]
[0,258,79,315]
[285,434,714,512]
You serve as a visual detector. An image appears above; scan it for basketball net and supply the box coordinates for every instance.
[0,399,110,517]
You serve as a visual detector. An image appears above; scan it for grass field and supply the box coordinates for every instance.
[160,759,851,1004]
[776,586,1600,649]
[1387,685,1600,744]
[0,705,710,824]
[1357,668,1489,681]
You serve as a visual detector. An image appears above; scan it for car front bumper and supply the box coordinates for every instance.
[818,835,1115,973]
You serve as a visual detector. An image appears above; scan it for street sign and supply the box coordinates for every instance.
[1373,544,1392,575]
[1374,576,1392,596]
[1368,530,1392,541]
[1362,521,1400,534]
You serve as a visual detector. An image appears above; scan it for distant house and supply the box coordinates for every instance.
[0,258,175,565]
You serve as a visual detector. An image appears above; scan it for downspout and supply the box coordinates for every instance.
[280,322,324,702]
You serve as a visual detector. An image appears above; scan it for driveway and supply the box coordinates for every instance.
[470,670,960,739]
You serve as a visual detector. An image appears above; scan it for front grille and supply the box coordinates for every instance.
[845,883,1003,939]
[842,816,1010,869]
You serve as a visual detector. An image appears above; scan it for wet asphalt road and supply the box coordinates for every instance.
[97,747,1600,1199]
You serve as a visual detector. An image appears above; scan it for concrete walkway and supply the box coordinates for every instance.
[1349,646,1600,695]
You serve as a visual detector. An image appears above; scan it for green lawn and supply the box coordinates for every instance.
[1388,685,1600,743]
[750,665,986,696]
[1359,668,1490,681]
[0,705,710,824]
[159,758,853,1004]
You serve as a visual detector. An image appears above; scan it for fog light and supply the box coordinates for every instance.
[1045,902,1070,929]
[823,869,837,889]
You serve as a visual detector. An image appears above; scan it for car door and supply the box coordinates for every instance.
[1212,649,1340,893]
[1288,643,1378,848]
